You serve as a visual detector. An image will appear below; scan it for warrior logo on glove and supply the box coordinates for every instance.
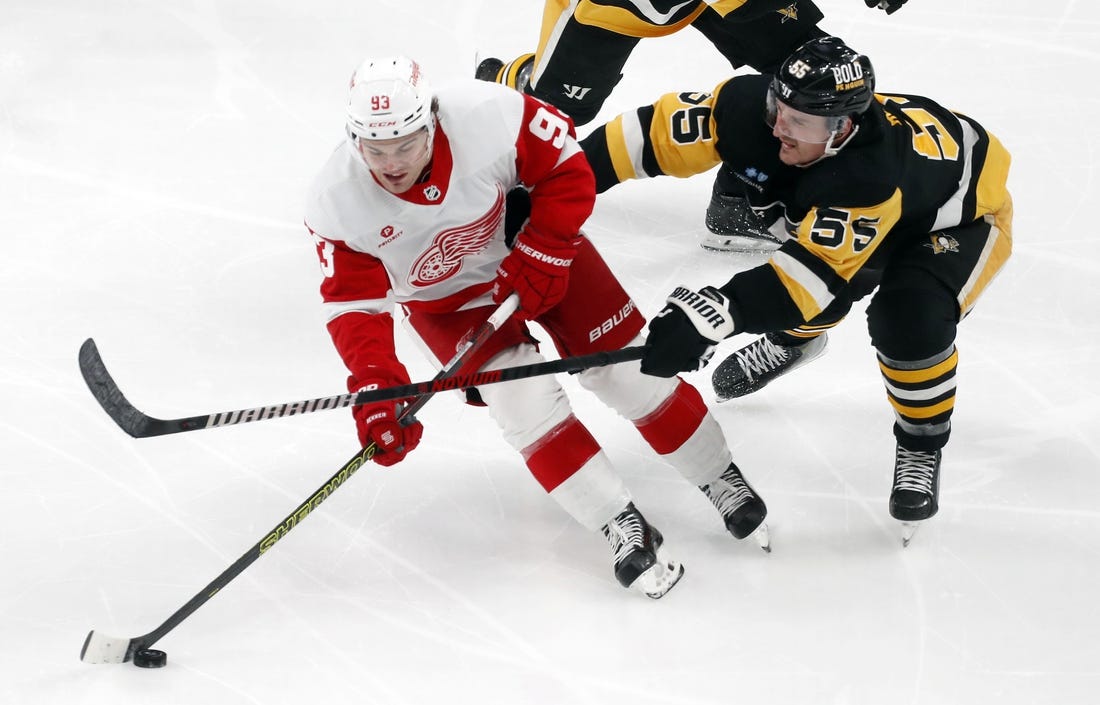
[641,286,738,378]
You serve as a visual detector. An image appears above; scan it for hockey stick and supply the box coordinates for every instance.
[80,295,519,665]
[79,338,646,439]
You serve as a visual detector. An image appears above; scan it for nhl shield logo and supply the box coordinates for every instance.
[422,184,441,201]
[925,233,960,254]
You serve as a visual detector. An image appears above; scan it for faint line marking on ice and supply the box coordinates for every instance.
[314,509,604,702]
[172,661,267,704]
[197,438,603,703]
[6,154,296,231]
[774,406,930,704]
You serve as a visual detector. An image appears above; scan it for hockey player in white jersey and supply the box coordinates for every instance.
[304,56,769,598]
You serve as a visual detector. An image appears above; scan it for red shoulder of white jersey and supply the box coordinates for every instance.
[510,91,596,242]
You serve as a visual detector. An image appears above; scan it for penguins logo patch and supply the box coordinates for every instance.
[925,233,960,254]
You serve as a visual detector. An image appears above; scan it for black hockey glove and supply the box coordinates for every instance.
[641,286,737,378]
[864,0,908,14]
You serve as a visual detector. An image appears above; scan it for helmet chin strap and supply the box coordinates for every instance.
[797,121,860,168]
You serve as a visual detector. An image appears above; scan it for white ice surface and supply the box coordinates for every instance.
[2,1,1099,704]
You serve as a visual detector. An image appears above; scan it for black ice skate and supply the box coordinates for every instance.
[712,332,828,402]
[601,503,684,599]
[474,56,504,82]
[699,463,771,552]
[889,445,942,547]
[702,189,781,252]
[474,54,534,92]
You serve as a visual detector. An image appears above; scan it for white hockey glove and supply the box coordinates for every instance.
[641,286,737,378]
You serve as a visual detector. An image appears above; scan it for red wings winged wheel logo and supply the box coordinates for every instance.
[408,186,506,287]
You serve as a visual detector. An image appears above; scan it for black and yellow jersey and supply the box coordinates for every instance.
[563,1,816,38]
[581,73,1012,332]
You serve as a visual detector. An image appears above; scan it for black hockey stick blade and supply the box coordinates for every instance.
[79,338,165,438]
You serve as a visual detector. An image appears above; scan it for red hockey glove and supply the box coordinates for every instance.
[493,228,580,318]
[353,399,423,467]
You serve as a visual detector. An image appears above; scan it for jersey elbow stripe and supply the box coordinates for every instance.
[931,115,1011,232]
[788,321,841,337]
[973,126,1012,218]
[959,196,1013,316]
[605,114,640,182]
[607,105,660,182]
[931,119,980,231]
[636,105,661,177]
[769,250,836,319]
[323,299,391,323]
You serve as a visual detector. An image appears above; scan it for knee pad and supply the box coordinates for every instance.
[576,335,678,419]
[477,345,573,451]
[867,284,957,361]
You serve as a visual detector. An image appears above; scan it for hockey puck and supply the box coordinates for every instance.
[132,649,167,668]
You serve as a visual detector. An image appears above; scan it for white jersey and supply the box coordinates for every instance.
[305,79,590,321]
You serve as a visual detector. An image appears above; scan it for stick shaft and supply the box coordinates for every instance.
[80,296,520,662]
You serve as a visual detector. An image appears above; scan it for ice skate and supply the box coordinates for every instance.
[889,446,941,547]
[602,503,684,599]
[702,190,781,252]
[712,332,828,402]
[474,53,534,92]
[699,463,770,552]
[474,56,504,82]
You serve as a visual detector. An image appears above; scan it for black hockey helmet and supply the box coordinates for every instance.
[769,37,875,118]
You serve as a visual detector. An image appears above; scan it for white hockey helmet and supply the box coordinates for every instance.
[346,56,435,141]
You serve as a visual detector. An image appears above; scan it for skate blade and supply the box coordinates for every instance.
[750,522,772,553]
[633,548,685,599]
[899,521,921,547]
[701,232,780,253]
[713,388,746,404]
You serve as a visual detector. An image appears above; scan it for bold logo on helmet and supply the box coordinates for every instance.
[831,62,866,92]
[408,186,505,287]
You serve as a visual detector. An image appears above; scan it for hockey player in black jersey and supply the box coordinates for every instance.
[475,0,911,251]
[582,36,1012,542]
